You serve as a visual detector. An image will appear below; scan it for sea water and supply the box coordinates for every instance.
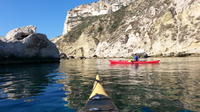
[0,57,199,112]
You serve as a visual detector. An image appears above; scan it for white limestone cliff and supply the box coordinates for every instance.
[54,0,200,58]
[63,0,134,34]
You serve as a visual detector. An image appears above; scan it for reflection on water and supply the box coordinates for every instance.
[58,58,200,112]
[0,57,199,112]
[0,63,59,99]
[0,63,75,112]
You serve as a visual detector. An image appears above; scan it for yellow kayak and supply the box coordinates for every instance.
[79,75,119,112]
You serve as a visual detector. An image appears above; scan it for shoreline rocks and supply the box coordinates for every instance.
[0,25,60,64]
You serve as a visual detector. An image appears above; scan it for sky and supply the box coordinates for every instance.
[0,0,98,38]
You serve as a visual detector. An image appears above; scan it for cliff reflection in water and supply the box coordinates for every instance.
[57,59,95,110]
[58,58,200,112]
[0,63,59,100]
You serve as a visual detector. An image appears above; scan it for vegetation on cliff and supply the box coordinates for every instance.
[55,0,200,58]
[62,16,103,43]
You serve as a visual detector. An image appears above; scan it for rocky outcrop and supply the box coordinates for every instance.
[54,0,200,58]
[5,25,36,41]
[60,53,68,59]
[0,25,60,64]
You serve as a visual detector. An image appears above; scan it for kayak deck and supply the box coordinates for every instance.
[109,60,160,64]
[79,75,118,112]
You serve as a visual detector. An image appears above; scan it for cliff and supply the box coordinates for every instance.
[54,0,200,58]
[63,0,134,34]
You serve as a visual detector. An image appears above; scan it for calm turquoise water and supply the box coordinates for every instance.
[0,57,199,112]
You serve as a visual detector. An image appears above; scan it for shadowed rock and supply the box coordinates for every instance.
[60,53,69,59]
[5,25,36,41]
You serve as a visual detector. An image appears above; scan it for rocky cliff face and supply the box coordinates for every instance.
[55,0,200,58]
[63,0,134,34]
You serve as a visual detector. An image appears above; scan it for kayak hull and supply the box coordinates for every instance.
[79,94,118,112]
[109,60,160,64]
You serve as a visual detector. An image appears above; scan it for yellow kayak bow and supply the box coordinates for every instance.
[79,75,118,112]
[89,75,108,98]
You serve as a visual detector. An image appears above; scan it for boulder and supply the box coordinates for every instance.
[93,55,98,58]
[174,52,191,57]
[60,53,68,59]
[162,52,175,57]
[5,25,36,41]
[68,56,75,59]
[134,50,149,58]
[79,56,86,59]
[0,26,60,64]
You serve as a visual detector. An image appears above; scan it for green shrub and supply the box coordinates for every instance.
[63,16,101,42]
[109,6,127,33]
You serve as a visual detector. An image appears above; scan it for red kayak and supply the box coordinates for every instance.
[109,60,160,64]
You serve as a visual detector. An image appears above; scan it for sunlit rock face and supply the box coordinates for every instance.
[54,0,200,58]
[0,25,60,63]
[5,25,36,41]
[63,0,134,34]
